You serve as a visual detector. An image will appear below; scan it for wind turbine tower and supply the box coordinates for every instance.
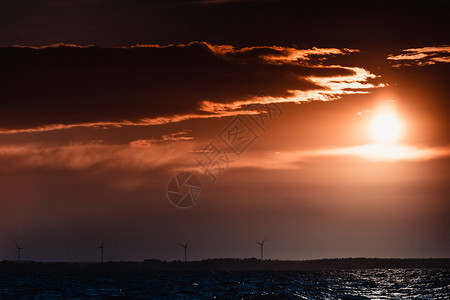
[98,240,105,263]
[15,242,23,263]
[179,241,190,262]
[256,239,266,260]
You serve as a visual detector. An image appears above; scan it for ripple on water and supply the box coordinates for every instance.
[0,268,448,299]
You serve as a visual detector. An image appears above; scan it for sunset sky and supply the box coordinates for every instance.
[0,0,449,262]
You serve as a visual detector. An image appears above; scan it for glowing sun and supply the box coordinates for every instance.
[370,107,402,143]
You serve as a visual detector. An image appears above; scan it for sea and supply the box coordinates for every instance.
[0,268,449,299]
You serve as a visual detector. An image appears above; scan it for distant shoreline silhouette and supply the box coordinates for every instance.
[1,258,449,273]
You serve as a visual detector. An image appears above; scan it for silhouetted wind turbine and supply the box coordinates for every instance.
[15,242,23,263]
[256,239,266,260]
[98,240,105,263]
[179,240,190,262]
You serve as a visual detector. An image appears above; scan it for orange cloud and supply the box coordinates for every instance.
[224,144,450,172]
[6,43,94,49]
[130,130,193,146]
[0,141,194,171]
[132,42,358,63]
[388,46,450,67]
[199,66,383,113]
[0,43,379,134]
[302,144,450,161]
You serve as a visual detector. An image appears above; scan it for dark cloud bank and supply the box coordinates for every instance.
[0,43,358,130]
[0,0,448,48]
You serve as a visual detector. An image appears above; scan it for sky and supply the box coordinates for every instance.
[0,0,449,262]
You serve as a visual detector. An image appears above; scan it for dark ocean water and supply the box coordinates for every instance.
[0,269,449,299]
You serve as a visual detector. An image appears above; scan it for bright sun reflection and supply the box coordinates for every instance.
[370,105,402,143]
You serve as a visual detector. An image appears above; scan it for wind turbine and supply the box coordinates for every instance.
[98,240,105,263]
[256,239,266,260]
[15,242,23,263]
[179,240,190,262]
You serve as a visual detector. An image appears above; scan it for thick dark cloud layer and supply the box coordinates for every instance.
[0,43,360,130]
[0,0,448,48]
